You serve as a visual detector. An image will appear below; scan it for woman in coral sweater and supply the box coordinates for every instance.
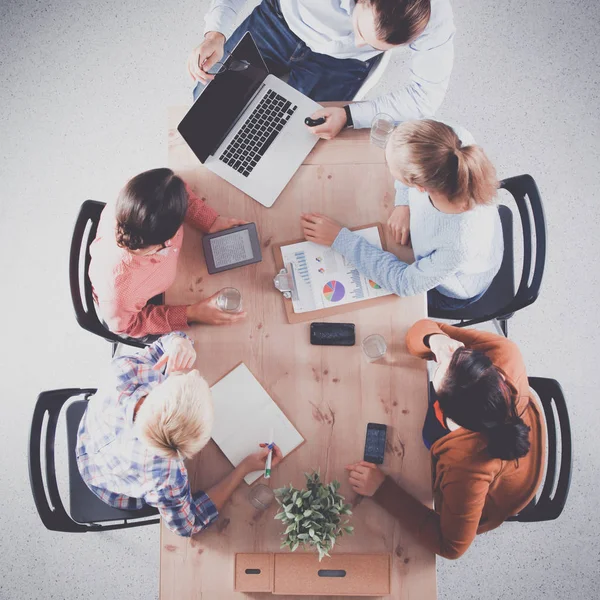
[89,167,247,338]
[346,320,545,559]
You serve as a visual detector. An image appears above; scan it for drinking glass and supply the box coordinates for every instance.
[216,287,242,312]
[249,484,275,511]
[361,334,388,362]
[370,113,395,149]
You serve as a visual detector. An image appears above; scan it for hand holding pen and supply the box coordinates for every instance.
[242,443,283,476]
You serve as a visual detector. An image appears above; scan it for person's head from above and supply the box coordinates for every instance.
[433,346,531,461]
[353,0,431,50]
[385,120,499,213]
[135,370,214,460]
[115,168,188,254]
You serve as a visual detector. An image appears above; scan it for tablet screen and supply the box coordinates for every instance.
[210,228,254,269]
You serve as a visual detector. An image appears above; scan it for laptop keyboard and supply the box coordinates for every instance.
[219,90,297,177]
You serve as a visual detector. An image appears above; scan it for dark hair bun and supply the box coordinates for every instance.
[115,222,146,251]
[486,417,531,460]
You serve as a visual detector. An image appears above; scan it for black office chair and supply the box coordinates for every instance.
[28,388,160,532]
[508,377,572,522]
[428,174,547,337]
[69,200,162,356]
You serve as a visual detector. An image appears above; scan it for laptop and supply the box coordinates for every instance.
[178,32,321,208]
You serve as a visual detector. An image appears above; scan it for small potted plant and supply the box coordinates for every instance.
[274,471,354,561]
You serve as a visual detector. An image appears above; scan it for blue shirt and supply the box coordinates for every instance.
[76,332,218,537]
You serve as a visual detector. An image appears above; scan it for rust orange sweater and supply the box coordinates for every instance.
[373,320,545,559]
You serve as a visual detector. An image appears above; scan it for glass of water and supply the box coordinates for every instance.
[249,484,275,511]
[216,287,242,312]
[370,113,395,149]
[362,334,388,362]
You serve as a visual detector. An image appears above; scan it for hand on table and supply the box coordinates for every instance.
[153,336,196,374]
[428,334,464,363]
[241,443,284,475]
[186,291,247,325]
[305,107,347,140]
[301,213,344,247]
[187,31,226,84]
[208,216,249,233]
[345,461,386,497]
[387,206,411,245]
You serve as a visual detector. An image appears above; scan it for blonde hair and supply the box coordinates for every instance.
[386,120,499,208]
[135,370,213,460]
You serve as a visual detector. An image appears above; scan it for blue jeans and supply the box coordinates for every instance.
[427,287,487,312]
[193,0,377,102]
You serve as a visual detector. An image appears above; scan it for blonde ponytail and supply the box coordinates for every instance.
[386,120,499,208]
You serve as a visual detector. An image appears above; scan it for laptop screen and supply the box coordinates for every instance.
[178,33,269,163]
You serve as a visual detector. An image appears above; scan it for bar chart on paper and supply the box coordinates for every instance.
[280,227,392,313]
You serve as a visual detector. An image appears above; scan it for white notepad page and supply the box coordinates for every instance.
[210,363,304,485]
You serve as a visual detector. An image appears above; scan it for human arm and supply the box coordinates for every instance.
[207,444,283,511]
[331,227,460,297]
[158,465,219,537]
[346,459,489,559]
[100,299,190,338]
[188,0,249,83]
[349,0,455,128]
[405,320,529,392]
[112,332,190,396]
[203,0,247,41]
[184,184,247,233]
[372,473,489,559]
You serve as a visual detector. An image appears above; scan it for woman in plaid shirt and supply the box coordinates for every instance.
[76,332,282,536]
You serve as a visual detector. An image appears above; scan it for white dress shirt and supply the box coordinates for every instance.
[203,0,455,128]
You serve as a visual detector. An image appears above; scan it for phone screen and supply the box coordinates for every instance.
[364,423,387,464]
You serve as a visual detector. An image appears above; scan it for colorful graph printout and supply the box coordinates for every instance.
[279,227,392,314]
[323,281,346,302]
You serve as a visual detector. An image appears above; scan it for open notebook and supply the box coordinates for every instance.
[210,363,304,485]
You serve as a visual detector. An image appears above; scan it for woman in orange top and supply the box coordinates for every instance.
[346,320,545,559]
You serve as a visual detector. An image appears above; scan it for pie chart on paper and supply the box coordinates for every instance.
[322,280,346,303]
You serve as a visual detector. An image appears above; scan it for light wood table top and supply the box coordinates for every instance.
[160,106,435,600]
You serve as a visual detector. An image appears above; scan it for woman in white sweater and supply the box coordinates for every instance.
[301,120,503,310]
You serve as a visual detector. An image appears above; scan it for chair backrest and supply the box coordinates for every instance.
[353,51,392,101]
[498,174,547,316]
[28,388,159,532]
[510,377,572,522]
[427,174,546,328]
[69,200,145,349]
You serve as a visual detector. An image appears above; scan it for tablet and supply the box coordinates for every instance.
[202,223,262,274]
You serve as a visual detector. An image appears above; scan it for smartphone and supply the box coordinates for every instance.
[310,322,355,346]
[364,423,387,465]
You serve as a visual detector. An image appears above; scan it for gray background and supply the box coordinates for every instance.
[1,0,598,598]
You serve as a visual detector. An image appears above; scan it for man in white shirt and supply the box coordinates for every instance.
[187,0,455,139]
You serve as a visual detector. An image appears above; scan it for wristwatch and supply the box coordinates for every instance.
[343,105,354,128]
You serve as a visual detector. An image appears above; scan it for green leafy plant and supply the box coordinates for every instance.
[274,471,354,561]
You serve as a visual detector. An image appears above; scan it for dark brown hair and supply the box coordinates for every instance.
[115,168,188,251]
[365,0,431,45]
[437,348,531,461]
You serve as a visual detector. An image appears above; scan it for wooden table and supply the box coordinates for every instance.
[160,107,435,600]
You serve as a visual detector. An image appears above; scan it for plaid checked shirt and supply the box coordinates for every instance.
[76,332,219,537]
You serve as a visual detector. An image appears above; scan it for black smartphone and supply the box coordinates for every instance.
[310,322,355,346]
[364,423,387,464]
